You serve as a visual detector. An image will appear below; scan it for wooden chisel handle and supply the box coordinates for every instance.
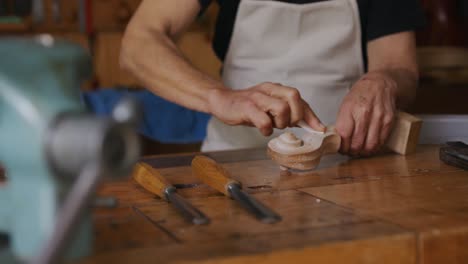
[133,162,172,200]
[192,156,239,197]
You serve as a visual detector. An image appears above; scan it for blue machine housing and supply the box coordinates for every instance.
[0,37,93,261]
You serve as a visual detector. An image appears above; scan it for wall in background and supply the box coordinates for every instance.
[0,0,222,89]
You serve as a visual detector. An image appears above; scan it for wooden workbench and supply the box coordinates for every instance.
[84,145,468,264]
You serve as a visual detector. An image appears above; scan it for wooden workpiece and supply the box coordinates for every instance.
[267,128,341,170]
[76,145,468,263]
[268,112,423,170]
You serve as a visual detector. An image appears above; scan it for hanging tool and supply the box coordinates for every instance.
[133,162,210,225]
[51,0,61,23]
[32,0,44,23]
[191,156,281,224]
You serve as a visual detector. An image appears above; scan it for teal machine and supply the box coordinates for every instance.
[0,36,140,263]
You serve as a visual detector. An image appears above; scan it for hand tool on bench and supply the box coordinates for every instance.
[268,112,423,170]
[192,156,281,224]
[440,142,468,170]
[133,162,210,225]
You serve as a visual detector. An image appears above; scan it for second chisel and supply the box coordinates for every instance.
[192,156,281,224]
[133,162,210,225]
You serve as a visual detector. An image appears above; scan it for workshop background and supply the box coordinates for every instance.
[1,1,468,263]
[0,0,467,155]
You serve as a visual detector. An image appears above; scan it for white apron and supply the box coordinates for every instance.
[202,0,364,151]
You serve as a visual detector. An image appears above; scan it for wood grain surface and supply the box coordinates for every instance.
[81,145,468,264]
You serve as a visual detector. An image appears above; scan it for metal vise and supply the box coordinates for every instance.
[0,36,140,263]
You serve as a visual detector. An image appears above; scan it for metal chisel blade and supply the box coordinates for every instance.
[227,184,281,224]
[165,188,210,225]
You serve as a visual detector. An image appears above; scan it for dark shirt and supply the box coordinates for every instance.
[199,0,426,65]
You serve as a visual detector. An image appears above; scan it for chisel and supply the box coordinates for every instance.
[191,156,281,224]
[133,162,210,225]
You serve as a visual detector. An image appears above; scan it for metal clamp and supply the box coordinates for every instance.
[34,98,142,264]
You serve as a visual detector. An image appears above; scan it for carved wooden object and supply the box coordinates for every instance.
[268,112,422,170]
[267,128,341,171]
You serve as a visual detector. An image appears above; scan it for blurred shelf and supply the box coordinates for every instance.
[0,18,31,33]
[418,47,468,84]
[418,47,468,68]
[409,81,468,115]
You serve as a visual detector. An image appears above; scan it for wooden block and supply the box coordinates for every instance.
[385,112,422,155]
